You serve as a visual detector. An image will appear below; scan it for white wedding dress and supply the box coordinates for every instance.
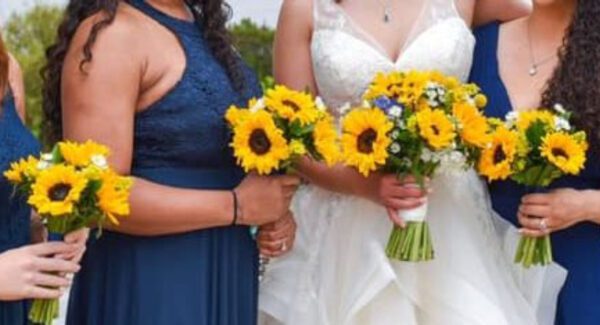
[259,0,567,324]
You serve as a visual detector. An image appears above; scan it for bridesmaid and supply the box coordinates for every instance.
[470,0,600,324]
[0,32,84,324]
[42,0,299,324]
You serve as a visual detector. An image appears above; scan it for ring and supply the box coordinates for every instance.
[539,218,548,232]
[281,241,287,252]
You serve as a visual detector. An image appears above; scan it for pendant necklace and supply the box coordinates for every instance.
[526,20,558,77]
[375,0,393,23]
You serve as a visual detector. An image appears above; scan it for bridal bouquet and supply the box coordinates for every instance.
[341,70,491,261]
[478,105,588,268]
[4,140,132,325]
[226,85,340,175]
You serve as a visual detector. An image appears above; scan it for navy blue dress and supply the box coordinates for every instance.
[66,1,262,324]
[0,91,40,324]
[470,23,600,325]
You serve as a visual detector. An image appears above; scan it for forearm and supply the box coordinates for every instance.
[298,158,374,199]
[583,190,600,225]
[109,178,234,236]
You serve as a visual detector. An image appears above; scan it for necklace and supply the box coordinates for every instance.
[375,0,393,23]
[526,19,558,77]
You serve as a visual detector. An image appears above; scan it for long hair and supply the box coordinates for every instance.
[0,33,9,102]
[42,0,243,144]
[542,0,600,153]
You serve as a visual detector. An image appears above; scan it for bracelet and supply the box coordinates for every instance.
[231,190,239,226]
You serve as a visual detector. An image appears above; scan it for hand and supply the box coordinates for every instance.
[56,228,89,264]
[257,210,297,258]
[362,174,429,227]
[0,242,81,301]
[235,174,301,226]
[517,189,597,237]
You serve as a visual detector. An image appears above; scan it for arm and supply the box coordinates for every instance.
[473,0,531,27]
[61,13,296,236]
[7,54,26,122]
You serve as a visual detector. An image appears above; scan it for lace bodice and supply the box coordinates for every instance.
[311,0,475,112]
[130,0,261,171]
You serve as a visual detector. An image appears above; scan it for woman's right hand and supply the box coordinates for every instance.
[235,174,301,226]
[362,174,429,227]
[0,242,81,301]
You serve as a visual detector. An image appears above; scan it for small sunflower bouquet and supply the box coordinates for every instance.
[478,105,588,268]
[225,85,340,175]
[4,140,132,325]
[341,70,491,262]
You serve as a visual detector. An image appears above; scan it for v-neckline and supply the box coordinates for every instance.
[331,0,429,64]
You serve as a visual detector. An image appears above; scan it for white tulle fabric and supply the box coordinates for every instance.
[259,0,567,324]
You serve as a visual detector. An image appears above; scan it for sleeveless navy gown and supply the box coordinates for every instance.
[66,1,262,324]
[470,23,600,325]
[0,92,40,324]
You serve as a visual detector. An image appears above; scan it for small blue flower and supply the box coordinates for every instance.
[373,96,395,112]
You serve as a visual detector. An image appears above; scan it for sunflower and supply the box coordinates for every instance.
[478,127,519,181]
[515,110,555,131]
[265,86,319,125]
[97,170,132,225]
[28,165,88,216]
[313,116,340,166]
[453,103,490,148]
[4,156,40,183]
[416,108,456,150]
[540,133,587,175]
[231,110,290,174]
[59,140,110,168]
[225,105,250,127]
[342,108,393,176]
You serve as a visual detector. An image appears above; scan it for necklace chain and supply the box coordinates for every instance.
[526,19,558,77]
[374,0,393,23]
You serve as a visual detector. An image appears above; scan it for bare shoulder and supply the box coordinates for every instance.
[473,0,531,27]
[67,3,146,64]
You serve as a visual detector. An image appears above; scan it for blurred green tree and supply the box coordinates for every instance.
[3,5,63,138]
[3,6,275,139]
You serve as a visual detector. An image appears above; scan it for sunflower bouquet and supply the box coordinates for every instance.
[225,85,340,175]
[478,105,588,268]
[341,70,491,262]
[4,140,132,325]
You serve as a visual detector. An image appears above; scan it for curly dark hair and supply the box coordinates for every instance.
[542,0,600,153]
[42,0,243,144]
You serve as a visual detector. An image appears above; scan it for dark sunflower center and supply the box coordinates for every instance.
[249,129,272,155]
[387,83,402,92]
[431,125,440,135]
[48,183,72,202]
[552,147,569,159]
[493,145,507,164]
[357,129,378,154]
[282,100,301,112]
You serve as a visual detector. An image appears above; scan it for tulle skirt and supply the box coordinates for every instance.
[259,170,567,325]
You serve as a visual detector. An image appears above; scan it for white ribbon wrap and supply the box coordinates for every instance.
[398,202,429,222]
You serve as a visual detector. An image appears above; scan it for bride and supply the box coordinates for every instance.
[259,0,566,324]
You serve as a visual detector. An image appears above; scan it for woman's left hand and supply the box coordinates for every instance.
[56,228,89,264]
[518,189,598,237]
[257,210,297,258]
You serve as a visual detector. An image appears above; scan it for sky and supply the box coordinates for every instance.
[0,0,283,26]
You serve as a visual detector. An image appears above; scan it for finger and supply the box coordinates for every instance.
[387,208,405,228]
[519,204,552,219]
[258,239,286,252]
[385,198,426,210]
[388,186,427,199]
[518,213,546,231]
[522,193,551,205]
[31,272,72,288]
[27,242,78,257]
[519,228,548,238]
[279,175,301,187]
[26,286,64,300]
[34,257,81,274]
[64,228,89,245]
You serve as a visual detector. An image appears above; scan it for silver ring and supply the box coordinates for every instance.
[539,218,548,232]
